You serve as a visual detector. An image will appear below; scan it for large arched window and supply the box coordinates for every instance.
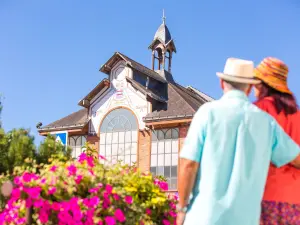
[151,128,179,190]
[99,108,138,165]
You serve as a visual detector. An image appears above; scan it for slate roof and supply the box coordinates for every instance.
[143,83,210,122]
[154,23,172,45]
[38,109,88,132]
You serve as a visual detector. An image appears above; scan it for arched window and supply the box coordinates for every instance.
[99,108,138,165]
[69,136,87,159]
[151,128,179,190]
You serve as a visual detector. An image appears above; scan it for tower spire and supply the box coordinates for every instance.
[162,9,166,24]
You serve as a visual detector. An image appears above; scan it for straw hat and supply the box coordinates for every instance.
[217,58,261,84]
[254,57,292,94]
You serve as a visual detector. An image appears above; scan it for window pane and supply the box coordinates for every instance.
[158,130,164,140]
[170,178,177,190]
[151,155,157,166]
[171,166,177,177]
[125,131,131,143]
[131,143,137,154]
[165,154,171,166]
[112,144,118,156]
[164,166,170,177]
[106,133,112,144]
[106,156,111,163]
[112,133,118,144]
[152,131,158,141]
[172,140,178,153]
[150,167,156,175]
[99,145,105,157]
[165,140,171,153]
[132,131,138,142]
[105,145,111,156]
[131,154,137,164]
[157,166,164,176]
[125,155,130,165]
[151,143,157,154]
[158,154,164,166]
[69,137,76,146]
[158,142,164,154]
[118,132,125,143]
[82,136,87,145]
[99,133,105,145]
[125,143,131,155]
[172,128,179,139]
[165,129,172,139]
[172,153,178,166]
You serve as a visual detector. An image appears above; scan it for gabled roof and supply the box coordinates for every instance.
[78,79,110,108]
[100,52,166,83]
[143,82,210,122]
[38,109,88,132]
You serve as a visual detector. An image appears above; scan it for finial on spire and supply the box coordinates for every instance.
[162,9,166,24]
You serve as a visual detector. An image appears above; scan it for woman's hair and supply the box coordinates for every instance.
[257,82,298,115]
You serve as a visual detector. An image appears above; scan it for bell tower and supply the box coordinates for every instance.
[149,10,177,73]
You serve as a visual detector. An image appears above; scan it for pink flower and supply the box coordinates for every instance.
[25,187,41,199]
[98,221,103,225]
[162,219,170,225]
[52,202,60,211]
[38,210,49,223]
[159,181,168,191]
[67,165,77,176]
[89,196,100,207]
[169,211,176,217]
[105,216,116,225]
[99,155,106,160]
[146,208,151,215]
[124,196,133,204]
[105,184,113,194]
[113,194,120,201]
[78,153,87,162]
[50,165,57,172]
[114,208,126,222]
[33,199,44,208]
[48,186,56,195]
[88,187,99,194]
[75,175,83,184]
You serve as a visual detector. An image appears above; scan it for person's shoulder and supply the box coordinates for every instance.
[254,97,274,110]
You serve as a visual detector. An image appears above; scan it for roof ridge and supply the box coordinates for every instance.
[186,86,214,101]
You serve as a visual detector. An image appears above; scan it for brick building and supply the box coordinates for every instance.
[38,16,213,191]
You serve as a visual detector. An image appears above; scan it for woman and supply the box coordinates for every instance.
[253,57,300,224]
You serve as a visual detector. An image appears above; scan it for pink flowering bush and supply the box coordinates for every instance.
[0,150,177,225]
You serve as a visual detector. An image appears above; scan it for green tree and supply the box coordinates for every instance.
[0,129,36,174]
[37,134,72,164]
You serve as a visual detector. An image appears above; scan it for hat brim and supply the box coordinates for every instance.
[216,72,261,85]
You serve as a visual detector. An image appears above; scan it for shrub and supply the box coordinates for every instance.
[0,152,177,225]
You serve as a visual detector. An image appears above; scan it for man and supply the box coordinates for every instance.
[177,58,300,225]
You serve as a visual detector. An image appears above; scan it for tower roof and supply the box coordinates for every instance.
[154,23,172,45]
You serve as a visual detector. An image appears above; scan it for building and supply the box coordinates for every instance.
[38,15,213,191]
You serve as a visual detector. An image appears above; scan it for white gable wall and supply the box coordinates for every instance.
[89,61,149,134]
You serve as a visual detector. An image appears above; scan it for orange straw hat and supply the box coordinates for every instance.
[254,57,292,94]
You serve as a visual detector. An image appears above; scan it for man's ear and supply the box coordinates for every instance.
[220,79,224,90]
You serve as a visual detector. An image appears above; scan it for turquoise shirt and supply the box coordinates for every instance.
[180,90,300,225]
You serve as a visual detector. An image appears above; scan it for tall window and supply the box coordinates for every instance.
[99,108,138,165]
[151,128,179,190]
[69,136,87,159]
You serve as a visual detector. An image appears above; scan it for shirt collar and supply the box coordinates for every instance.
[221,90,249,101]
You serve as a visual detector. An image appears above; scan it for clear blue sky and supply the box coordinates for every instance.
[1,0,300,144]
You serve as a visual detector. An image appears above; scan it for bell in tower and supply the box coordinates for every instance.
[149,10,177,74]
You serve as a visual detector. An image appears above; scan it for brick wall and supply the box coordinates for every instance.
[138,130,151,172]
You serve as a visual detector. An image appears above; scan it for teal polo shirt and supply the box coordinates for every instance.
[180,90,300,225]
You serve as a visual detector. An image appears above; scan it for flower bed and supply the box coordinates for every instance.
[0,153,177,225]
